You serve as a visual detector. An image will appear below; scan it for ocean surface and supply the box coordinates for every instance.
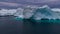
[0,16,60,34]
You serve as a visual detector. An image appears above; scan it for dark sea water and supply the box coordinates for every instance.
[0,16,60,34]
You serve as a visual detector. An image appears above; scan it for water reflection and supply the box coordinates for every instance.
[23,19,52,34]
[23,19,60,34]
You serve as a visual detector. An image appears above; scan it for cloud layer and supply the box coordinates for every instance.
[0,0,60,8]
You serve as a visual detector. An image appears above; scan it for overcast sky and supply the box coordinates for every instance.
[0,0,60,9]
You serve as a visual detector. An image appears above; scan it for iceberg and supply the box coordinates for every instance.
[0,5,60,22]
[30,5,60,22]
